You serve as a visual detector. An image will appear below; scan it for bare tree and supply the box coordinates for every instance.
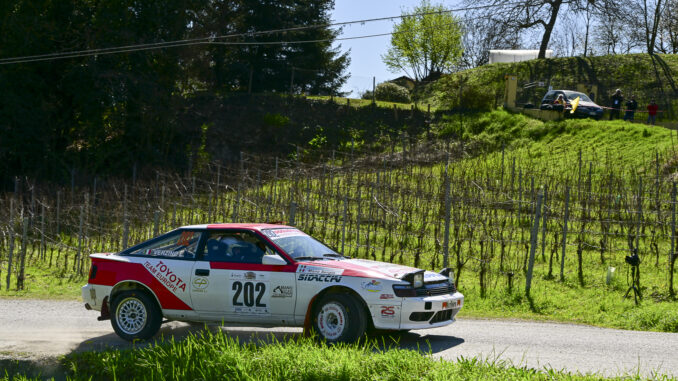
[463,0,596,59]
[639,0,668,55]
[656,0,678,53]
[458,14,520,69]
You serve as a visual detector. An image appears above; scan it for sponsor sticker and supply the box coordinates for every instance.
[380,305,396,318]
[192,276,209,293]
[176,231,195,246]
[361,280,383,293]
[297,265,344,276]
[144,260,187,293]
[231,271,268,281]
[272,285,293,298]
[379,294,394,300]
[264,228,307,239]
[297,273,342,283]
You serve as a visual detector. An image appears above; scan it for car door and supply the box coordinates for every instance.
[189,229,297,325]
[124,229,201,311]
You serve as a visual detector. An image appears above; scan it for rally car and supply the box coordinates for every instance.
[82,223,463,342]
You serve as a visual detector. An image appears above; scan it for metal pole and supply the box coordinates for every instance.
[560,185,570,282]
[342,195,348,255]
[526,190,544,296]
[443,174,451,269]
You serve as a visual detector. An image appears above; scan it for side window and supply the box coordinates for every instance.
[128,230,201,259]
[203,231,275,264]
[543,91,555,102]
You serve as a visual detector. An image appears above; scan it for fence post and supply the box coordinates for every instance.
[18,217,28,290]
[342,195,348,255]
[289,201,297,226]
[56,190,61,236]
[122,185,129,249]
[77,204,84,275]
[40,202,45,261]
[526,190,544,296]
[670,182,676,296]
[154,210,160,237]
[442,173,451,269]
[560,185,570,282]
[540,186,548,262]
[6,198,14,290]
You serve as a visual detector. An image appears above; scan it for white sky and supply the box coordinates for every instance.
[331,0,462,96]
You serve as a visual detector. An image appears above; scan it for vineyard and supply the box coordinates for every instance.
[1,115,677,331]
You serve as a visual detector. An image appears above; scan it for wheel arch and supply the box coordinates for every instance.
[303,285,374,333]
[110,280,163,313]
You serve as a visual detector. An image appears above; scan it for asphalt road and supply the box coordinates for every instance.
[1,299,677,378]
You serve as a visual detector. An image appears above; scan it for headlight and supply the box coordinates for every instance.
[413,273,423,288]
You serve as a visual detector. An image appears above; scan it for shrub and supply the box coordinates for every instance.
[374,82,411,103]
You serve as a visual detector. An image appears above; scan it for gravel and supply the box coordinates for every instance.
[1,299,677,378]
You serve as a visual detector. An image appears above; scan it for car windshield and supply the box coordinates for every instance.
[262,228,338,260]
[565,92,592,102]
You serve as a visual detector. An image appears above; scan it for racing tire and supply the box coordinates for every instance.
[110,290,162,341]
[312,294,366,343]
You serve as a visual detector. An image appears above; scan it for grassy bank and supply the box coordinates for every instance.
[1,332,671,380]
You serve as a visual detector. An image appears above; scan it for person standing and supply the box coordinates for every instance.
[610,89,623,120]
[623,95,638,121]
[647,99,659,125]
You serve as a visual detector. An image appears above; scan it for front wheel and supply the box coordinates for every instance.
[110,290,162,341]
[312,294,366,343]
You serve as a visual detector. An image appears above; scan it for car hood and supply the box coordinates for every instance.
[575,100,601,108]
[296,258,449,283]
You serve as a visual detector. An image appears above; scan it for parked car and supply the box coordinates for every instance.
[540,90,604,119]
[82,223,464,343]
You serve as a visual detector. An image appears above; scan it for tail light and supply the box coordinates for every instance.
[89,265,98,280]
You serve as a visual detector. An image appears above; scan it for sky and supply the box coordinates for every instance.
[330,0,462,96]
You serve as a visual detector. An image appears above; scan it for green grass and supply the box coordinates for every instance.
[0,262,86,300]
[306,95,438,111]
[1,331,670,380]
[420,53,678,117]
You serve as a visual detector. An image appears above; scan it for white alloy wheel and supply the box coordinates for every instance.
[316,301,347,341]
[115,297,148,335]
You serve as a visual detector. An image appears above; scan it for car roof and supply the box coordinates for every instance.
[180,223,292,231]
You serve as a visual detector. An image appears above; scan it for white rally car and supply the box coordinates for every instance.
[82,223,463,342]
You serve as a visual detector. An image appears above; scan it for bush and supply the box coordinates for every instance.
[374,82,411,103]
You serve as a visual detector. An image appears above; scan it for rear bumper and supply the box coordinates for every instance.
[399,291,464,330]
[81,283,112,311]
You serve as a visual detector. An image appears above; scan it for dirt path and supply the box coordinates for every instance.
[1,299,677,378]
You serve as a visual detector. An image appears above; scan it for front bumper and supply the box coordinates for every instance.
[399,291,464,330]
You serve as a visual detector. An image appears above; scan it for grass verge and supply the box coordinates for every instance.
[1,331,672,380]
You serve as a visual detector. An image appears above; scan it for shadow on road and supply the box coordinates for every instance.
[70,322,464,356]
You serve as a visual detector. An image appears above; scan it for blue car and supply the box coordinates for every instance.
[540,90,604,119]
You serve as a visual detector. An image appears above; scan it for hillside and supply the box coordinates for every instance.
[419,54,678,118]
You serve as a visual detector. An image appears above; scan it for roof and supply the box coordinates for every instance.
[185,223,293,230]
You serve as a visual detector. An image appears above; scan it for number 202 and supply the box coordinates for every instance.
[232,281,266,307]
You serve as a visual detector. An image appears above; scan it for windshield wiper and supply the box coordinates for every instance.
[293,256,325,261]
[323,253,348,259]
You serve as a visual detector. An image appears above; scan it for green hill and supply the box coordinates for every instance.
[419,54,678,118]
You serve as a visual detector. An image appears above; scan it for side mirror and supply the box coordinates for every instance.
[262,254,287,266]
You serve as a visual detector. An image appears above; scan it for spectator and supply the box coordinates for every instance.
[610,89,623,120]
[647,99,659,125]
[553,94,567,112]
[623,95,638,121]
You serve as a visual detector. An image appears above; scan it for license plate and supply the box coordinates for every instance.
[590,112,597,116]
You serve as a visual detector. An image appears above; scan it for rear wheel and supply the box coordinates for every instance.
[312,294,366,343]
[110,290,162,341]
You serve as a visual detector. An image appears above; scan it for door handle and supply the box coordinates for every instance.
[195,269,210,276]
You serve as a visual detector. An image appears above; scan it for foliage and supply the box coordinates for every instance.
[0,0,349,185]
[0,331,654,380]
[382,1,463,81]
[373,82,411,103]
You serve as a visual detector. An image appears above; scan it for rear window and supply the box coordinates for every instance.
[126,230,201,259]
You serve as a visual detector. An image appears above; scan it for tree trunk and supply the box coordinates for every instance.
[538,0,563,59]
